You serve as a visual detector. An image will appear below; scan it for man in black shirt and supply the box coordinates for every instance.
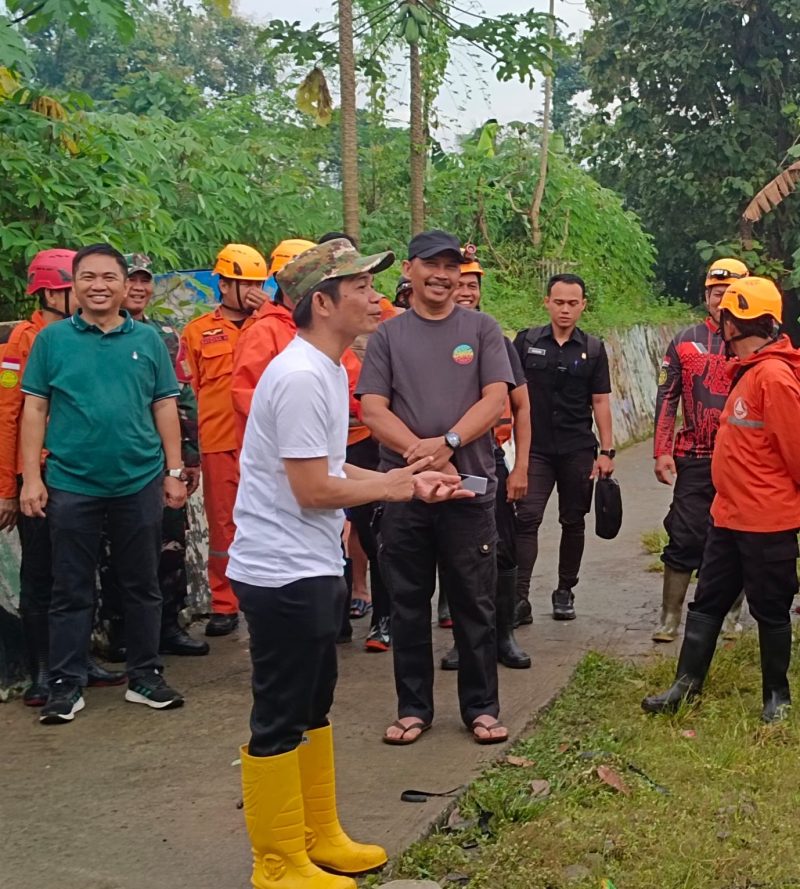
[513,274,614,622]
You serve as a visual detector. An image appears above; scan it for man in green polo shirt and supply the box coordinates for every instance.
[20,242,187,724]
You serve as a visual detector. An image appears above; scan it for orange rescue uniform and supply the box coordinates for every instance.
[0,310,47,499]
[711,336,800,533]
[231,300,296,445]
[180,307,255,614]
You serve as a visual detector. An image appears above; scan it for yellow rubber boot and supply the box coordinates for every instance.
[240,745,356,889]
[298,725,388,875]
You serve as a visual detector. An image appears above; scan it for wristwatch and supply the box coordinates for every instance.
[165,468,184,479]
[444,431,462,451]
[600,449,616,459]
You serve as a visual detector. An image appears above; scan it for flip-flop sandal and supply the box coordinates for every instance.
[383,718,432,746]
[350,598,372,619]
[471,718,508,746]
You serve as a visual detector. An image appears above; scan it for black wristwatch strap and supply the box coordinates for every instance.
[600,449,616,459]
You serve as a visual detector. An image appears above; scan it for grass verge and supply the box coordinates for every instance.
[371,639,800,889]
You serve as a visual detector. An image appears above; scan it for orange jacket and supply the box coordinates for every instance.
[231,301,297,444]
[711,336,800,532]
[0,310,47,498]
[180,307,254,454]
[343,347,371,447]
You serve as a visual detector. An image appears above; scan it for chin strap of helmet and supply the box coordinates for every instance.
[721,311,779,358]
[42,289,72,320]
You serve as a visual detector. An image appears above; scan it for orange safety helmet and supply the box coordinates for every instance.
[705,257,749,288]
[269,239,316,275]
[460,259,484,277]
[213,244,268,281]
[719,276,782,324]
[460,243,484,277]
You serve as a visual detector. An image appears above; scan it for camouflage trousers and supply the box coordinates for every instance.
[98,506,188,633]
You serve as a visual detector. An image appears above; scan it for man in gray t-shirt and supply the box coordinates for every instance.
[358,229,516,746]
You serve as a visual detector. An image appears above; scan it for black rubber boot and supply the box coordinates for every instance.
[86,657,127,687]
[642,611,723,714]
[759,622,792,724]
[440,644,459,670]
[21,611,49,707]
[497,568,531,668]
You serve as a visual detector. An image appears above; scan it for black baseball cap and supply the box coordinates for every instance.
[408,230,462,261]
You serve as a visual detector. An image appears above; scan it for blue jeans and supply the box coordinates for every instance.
[46,475,163,686]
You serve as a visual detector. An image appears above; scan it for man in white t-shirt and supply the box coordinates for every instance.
[227,239,473,889]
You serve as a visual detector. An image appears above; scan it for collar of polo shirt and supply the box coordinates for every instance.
[71,309,135,334]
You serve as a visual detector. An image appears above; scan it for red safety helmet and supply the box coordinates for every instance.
[26,249,76,295]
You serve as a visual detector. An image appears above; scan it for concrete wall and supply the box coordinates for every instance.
[0,322,675,698]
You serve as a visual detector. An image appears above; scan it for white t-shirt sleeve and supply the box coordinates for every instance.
[273,370,332,458]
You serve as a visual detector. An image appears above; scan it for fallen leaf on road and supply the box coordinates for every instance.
[596,765,631,795]
[504,755,536,768]
[528,779,551,798]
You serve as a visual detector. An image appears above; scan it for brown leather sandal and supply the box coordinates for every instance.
[382,718,432,746]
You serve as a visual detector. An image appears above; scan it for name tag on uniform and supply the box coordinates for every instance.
[527,347,546,356]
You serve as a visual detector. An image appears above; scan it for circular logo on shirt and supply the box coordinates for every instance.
[658,368,667,386]
[0,370,19,388]
[733,396,748,420]
[452,343,475,365]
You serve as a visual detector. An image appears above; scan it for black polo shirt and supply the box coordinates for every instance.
[513,324,611,456]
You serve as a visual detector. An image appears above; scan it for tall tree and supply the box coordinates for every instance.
[529,0,555,247]
[339,0,361,240]
[580,0,800,297]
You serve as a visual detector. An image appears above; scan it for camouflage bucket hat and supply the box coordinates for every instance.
[276,238,395,304]
[124,252,153,278]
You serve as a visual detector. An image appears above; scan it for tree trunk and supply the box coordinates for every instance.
[338,0,360,242]
[409,38,425,235]
[529,0,555,248]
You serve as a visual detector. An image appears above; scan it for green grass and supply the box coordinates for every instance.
[374,642,800,889]
[641,527,668,574]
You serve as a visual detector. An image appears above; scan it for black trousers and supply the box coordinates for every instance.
[46,476,163,685]
[494,447,517,571]
[662,457,715,573]
[345,437,389,623]
[233,575,346,757]
[515,448,595,600]
[17,511,53,616]
[99,504,190,634]
[689,524,798,628]
[379,499,498,727]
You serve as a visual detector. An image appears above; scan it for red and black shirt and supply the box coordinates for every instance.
[653,317,730,459]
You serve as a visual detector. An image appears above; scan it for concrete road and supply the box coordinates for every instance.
[1,441,676,889]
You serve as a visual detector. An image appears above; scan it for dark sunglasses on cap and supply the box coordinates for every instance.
[708,268,746,280]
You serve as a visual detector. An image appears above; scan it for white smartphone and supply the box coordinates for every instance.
[459,474,488,495]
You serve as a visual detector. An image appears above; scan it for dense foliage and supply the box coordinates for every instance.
[0,0,682,333]
[578,0,800,299]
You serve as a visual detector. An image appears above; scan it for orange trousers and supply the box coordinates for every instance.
[201,449,240,614]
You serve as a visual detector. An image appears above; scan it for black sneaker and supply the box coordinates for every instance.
[125,671,184,710]
[205,613,239,637]
[365,617,391,652]
[552,588,576,621]
[40,680,85,725]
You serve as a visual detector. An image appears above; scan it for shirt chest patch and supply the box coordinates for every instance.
[201,329,228,345]
[733,397,748,420]
[527,346,547,356]
[452,343,475,365]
